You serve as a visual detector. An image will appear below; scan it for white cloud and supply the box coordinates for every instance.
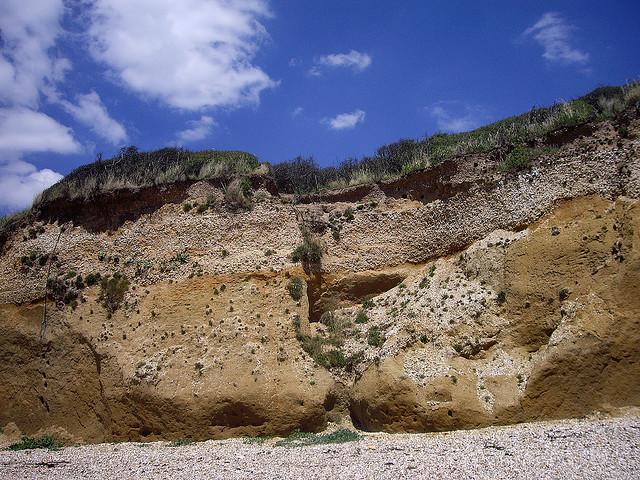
[0,108,81,154]
[0,108,78,211]
[0,158,63,211]
[428,103,485,133]
[307,66,322,77]
[291,106,304,118]
[176,115,216,143]
[86,0,277,110]
[0,0,68,108]
[0,1,80,212]
[524,12,589,65]
[317,50,372,72]
[58,91,127,145]
[326,109,366,130]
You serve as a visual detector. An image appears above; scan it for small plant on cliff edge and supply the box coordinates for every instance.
[99,273,130,315]
[287,276,304,300]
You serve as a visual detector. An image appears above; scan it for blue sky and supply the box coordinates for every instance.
[1,1,639,213]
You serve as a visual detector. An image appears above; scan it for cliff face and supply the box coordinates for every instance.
[1,115,639,444]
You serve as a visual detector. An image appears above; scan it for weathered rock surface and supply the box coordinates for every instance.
[0,115,639,443]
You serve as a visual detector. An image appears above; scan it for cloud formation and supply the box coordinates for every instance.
[0,108,81,154]
[326,110,366,130]
[428,103,484,133]
[177,116,216,143]
[318,50,372,72]
[0,159,63,211]
[0,108,77,211]
[524,12,589,65]
[310,50,372,76]
[58,92,128,145]
[86,0,277,110]
[0,0,68,108]
[0,0,78,211]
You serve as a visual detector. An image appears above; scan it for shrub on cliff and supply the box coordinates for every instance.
[99,273,130,316]
[292,236,322,264]
[287,277,304,300]
[367,326,384,347]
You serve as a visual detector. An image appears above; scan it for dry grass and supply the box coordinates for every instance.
[37,148,260,205]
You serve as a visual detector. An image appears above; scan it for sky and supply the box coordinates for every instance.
[1,1,639,213]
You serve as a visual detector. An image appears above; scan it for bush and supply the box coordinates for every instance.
[501,145,558,172]
[344,208,354,222]
[367,326,384,347]
[287,277,304,300]
[362,299,374,309]
[291,236,322,264]
[8,435,60,451]
[85,272,102,286]
[501,146,534,172]
[293,315,351,370]
[99,273,130,314]
[271,156,321,194]
[355,310,369,324]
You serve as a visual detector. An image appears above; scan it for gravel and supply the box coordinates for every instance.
[2,416,639,479]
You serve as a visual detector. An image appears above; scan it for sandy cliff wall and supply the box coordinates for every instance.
[0,116,639,443]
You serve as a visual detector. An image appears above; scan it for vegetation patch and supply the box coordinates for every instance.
[168,438,193,447]
[293,315,361,370]
[224,177,253,211]
[500,146,557,172]
[274,428,361,447]
[287,277,304,300]
[37,147,259,204]
[367,326,384,347]
[291,235,323,265]
[243,435,271,445]
[270,83,639,194]
[355,310,369,324]
[7,435,60,451]
[99,273,130,315]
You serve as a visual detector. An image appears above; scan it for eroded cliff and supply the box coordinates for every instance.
[1,113,639,444]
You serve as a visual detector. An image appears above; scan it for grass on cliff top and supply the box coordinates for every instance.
[0,81,636,235]
[271,81,640,193]
[36,148,260,205]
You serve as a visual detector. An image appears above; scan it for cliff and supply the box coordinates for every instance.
[0,107,639,444]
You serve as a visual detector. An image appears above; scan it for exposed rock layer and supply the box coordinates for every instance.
[0,115,639,442]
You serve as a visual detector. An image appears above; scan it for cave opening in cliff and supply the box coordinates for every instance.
[305,271,407,323]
